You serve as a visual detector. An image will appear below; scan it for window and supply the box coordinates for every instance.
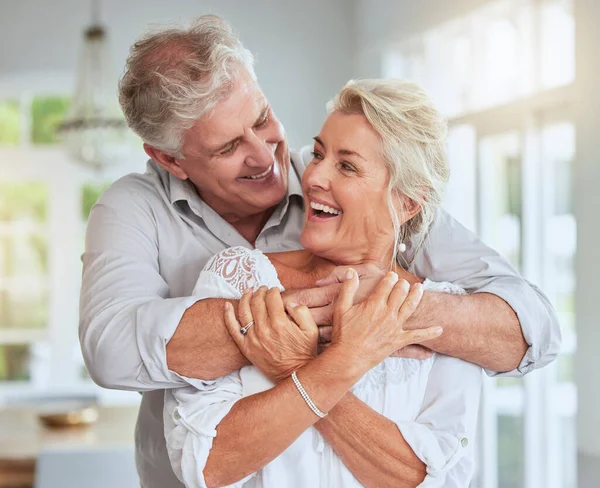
[380,0,575,486]
[0,81,145,405]
[0,100,20,146]
[31,96,70,144]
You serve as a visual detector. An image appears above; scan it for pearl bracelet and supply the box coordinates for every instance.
[291,371,327,419]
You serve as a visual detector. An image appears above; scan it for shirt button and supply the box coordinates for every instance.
[173,408,181,421]
[461,437,469,448]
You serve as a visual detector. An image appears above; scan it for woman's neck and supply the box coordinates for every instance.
[267,250,423,290]
[266,250,336,289]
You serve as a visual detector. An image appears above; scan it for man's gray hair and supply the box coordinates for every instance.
[118,15,255,157]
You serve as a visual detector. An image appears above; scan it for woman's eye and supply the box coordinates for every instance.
[340,162,355,172]
[311,150,323,160]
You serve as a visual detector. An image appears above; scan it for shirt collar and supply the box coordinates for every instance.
[167,158,305,216]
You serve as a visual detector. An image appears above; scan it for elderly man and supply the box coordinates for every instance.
[79,15,560,488]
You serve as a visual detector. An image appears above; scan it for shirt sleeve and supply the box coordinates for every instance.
[79,180,210,391]
[164,246,282,488]
[411,208,562,377]
[395,354,483,488]
[164,376,252,488]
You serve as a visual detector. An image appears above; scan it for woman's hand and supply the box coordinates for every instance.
[224,286,319,383]
[329,269,443,371]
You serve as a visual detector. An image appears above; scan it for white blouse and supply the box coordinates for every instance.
[163,246,483,488]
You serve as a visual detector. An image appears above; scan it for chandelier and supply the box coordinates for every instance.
[59,0,131,171]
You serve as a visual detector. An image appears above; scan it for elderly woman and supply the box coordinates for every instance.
[163,79,482,488]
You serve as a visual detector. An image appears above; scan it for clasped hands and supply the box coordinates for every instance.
[224,265,443,383]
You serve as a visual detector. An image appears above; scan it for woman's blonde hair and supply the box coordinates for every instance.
[118,15,254,157]
[327,79,450,266]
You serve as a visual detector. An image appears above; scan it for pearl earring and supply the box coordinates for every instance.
[398,242,407,253]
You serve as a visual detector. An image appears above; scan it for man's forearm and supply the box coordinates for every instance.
[166,298,249,380]
[410,291,527,372]
[315,393,426,488]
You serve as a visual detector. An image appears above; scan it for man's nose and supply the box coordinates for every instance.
[245,130,273,167]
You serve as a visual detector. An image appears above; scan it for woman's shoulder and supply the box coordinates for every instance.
[191,246,284,298]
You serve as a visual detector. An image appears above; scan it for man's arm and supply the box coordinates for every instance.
[80,181,250,390]
[166,298,248,379]
[409,208,561,375]
[408,290,526,373]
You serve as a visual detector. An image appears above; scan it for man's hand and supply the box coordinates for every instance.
[295,264,433,360]
[282,265,391,326]
[326,269,441,370]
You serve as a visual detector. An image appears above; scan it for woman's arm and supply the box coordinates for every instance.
[168,270,439,488]
[203,345,361,487]
[315,355,482,488]
[204,276,429,487]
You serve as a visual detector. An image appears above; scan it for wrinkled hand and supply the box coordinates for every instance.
[300,264,424,327]
[224,286,318,383]
[282,278,386,327]
[329,269,442,371]
[316,263,423,287]
[317,327,434,359]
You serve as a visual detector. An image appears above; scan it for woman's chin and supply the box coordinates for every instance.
[300,232,329,256]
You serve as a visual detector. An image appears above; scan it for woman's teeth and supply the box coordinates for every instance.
[244,166,273,180]
[310,201,342,216]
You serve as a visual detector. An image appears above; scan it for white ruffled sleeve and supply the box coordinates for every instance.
[394,279,482,487]
[164,246,283,488]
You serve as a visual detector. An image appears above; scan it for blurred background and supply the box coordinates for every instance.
[0,0,597,487]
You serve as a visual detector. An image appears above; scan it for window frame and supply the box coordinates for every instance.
[0,75,145,406]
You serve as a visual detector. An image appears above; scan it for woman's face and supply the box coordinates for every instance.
[301,111,400,267]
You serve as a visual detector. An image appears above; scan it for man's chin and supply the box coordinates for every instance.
[246,186,288,213]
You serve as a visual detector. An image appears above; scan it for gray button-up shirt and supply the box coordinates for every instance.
[80,147,560,488]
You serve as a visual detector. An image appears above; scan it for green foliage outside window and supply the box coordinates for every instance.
[498,415,525,488]
[82,183,111,220]
[0,182,49,330]
[31,96,70,144]
[0,181,48,222]
[0,100,20,146]
[0,345,30,381]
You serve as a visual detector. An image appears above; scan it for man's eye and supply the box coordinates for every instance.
[219,143,237,156]
[255,111,270,128]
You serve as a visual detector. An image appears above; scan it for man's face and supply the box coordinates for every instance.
[164,70,290,222]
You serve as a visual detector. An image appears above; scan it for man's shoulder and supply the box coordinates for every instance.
[290,145,313,172]
[99,159,169,209]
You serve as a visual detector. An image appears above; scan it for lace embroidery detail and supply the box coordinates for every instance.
[351,358,425,393]
[204,247,260,295]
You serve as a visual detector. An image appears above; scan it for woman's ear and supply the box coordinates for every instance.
[143,143,189,180]
[392,191,422,224]
[397,195,422,224]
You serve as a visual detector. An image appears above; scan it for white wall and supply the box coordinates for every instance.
[354,0,486,77]
[0,0,355,149]
[573,0,600,461]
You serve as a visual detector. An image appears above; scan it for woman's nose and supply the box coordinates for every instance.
[304,159,331,191]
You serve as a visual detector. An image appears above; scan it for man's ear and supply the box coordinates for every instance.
[143,143,188,180]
